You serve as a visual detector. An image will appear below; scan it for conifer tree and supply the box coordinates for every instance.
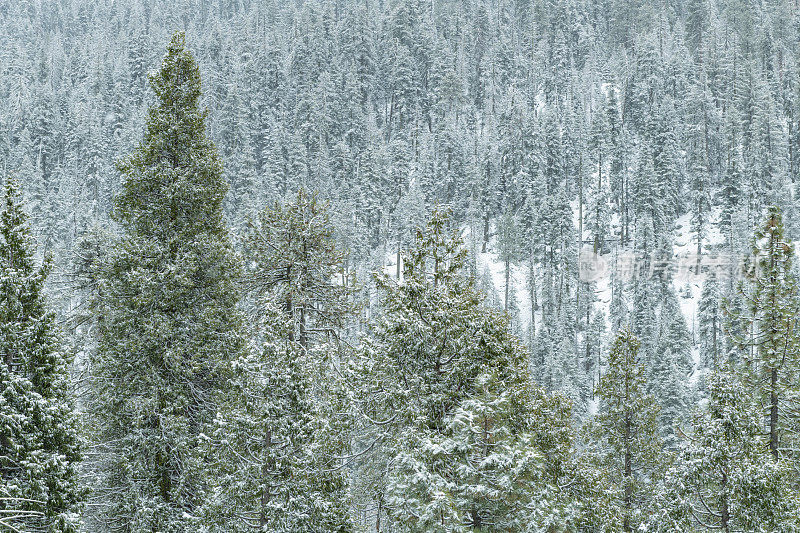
[698,275,723,373]
[586,98,611,254]
[496,208,521,311]
[690,150,711,264]
[353,210,579,530]
[392,180,428,279]
[0,177,82,532]
[214,189,357,531]
[726,206,800,460]
[243,189,355,349]
[199,304,352,532]
[648,368,799,532]
[90,32,245,531]
[591,328,662,532]
[652,293,693,449]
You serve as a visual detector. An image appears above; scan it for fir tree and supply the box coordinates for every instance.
[223,189,356,531]
[385,371,574,532]
[90,32,245,531]
[199,304,352,532]
[586,96,611,254]
[353,210,579,530]
[652,292,693,449]
[698,275,723,374]
[243,189,355,350]
[496,208,521,312]
[0,177,82,532]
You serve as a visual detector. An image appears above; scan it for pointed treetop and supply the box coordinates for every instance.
[402,206,467,286]
[114,30,227,240]
[149,31,203,117]
[1,176,38,276]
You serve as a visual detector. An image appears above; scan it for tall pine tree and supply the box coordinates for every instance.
[353,210,580,530]
[89,32,245,531]
[648,367,799,532]
[726,206,800,460]
[590,328,662,532]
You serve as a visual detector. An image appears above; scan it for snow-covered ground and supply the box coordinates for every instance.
[470,208,729,386]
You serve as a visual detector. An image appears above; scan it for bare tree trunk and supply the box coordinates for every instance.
[770,367,779,459]
[721,471,730,533]
[504,258,510,311]
[376,496,382,532]
[624,414,632,533]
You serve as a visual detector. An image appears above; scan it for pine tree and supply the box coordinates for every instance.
[698,275,723,374]
[726,206,800,460]
[719,131,744,249]
[685,0,708,55]
[90,33,245,531]
[648,368,799,532]
[354,210,579,531]
[591,328,662,532]
[224,189,356,531]
[689,149,711,265]
[586,96,611,254]
[0,177,82,532]
[243,189,355,349]
[392,179,427,278]
[496,208,521,312]
[199,304,352,532]
[652,292,693,449]
[385,371,574,532]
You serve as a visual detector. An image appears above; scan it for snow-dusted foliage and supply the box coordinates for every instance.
[199,304,352,532]
[587,329,663,532]
[0,178,82,532]
[349,211,584,531]
[87,33,246,531]
[4,1,800,531]
[648,368,799,532]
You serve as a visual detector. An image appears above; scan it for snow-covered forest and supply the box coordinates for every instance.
[2,0,800,531]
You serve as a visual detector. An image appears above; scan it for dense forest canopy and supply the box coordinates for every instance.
[1,0,800,531]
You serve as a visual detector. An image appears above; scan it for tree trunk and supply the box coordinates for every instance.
[482,214,489,254]
[397,246,401,279]
[504,258,510,311]
[624,417,632,533]
[376,495,382,532]
[260,429,273,528]
[770,367,779,459]
[721,471,730,533]
[471,509,482,530]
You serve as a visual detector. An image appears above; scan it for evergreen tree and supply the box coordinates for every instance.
[496,207,521,312]
[90,33,245,531]
[243,189,355,349]
[591,328,662,532]
[648,368,799,532]
[199,304,352,532]
[385,371,574,532]
[586,96,611,254]
[353,210,579,530]
[698,275,723,374]
[224,189,356,530]
[689,149,711,264]
[392,179,427,278]
[726,206,800,460]
[652,292,693,449]
[0,177,82,532]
